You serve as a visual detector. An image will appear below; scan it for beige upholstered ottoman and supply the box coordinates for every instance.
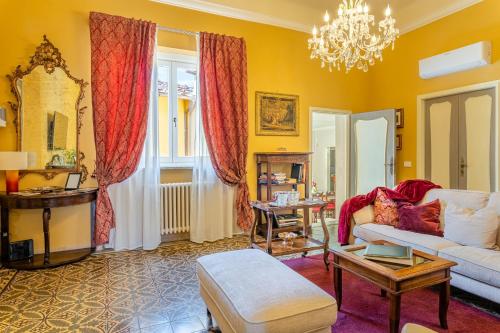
[196,249,337,333]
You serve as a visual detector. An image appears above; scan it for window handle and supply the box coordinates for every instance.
[173,117,177,128]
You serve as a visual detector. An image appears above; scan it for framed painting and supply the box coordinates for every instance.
[396,108,404,128]
[396,134,402,150]
[256,91,299,136]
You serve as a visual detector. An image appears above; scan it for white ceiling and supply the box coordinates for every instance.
[153,0,482,34]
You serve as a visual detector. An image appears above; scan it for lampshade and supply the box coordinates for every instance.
[0,152,29,170]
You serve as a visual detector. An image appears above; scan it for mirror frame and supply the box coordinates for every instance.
[7,35,89,183]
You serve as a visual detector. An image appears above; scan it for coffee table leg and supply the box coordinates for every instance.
[333,264,342,310]
[439,280,450,329]
[389,293,401,333]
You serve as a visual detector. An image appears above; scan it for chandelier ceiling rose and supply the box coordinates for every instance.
[308,0,399,73]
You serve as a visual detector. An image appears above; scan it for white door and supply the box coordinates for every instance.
[350,110,396,196]
[425,88,495,191]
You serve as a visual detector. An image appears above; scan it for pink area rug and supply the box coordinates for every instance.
[283,255,500,333]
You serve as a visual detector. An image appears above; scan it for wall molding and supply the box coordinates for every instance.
[152,0,482,35]
[151,0,310,33]
[400,0,483,34]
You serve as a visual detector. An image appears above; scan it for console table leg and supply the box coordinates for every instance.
[43,208,51,264]
[439,279,450,329]
[90,200,96,252]
[389,293,401,333]
[1,207,9,263]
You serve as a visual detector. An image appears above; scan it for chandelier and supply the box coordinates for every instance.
[308,0,399,73]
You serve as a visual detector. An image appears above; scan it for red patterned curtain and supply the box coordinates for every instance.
[89,12,156,245]
[199,32,253,230]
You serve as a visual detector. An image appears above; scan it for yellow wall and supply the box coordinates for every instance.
[4,0,496,252]
[0,0,367,252]
[363,0,500,181]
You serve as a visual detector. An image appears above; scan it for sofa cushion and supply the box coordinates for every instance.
[421,189,490,230]
[444,204,498,249]
[374,189,399,226]
[421,189,490,209]
[353,205,374,225]
[196,249,337,333]
[438,246,500,288]
[485,192,500,246]
[353,223,459,255]
[397,200,442,237]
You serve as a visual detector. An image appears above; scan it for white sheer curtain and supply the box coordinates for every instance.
[190,35,238,243]
[106,40,161,251]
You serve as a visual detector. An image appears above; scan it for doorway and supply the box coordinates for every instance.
[424,89,495,191]
[417,81,500,191]
[310,108,350,222]
[310,107,397,220]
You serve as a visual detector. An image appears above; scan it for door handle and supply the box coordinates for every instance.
[460,157,468,176]
[384,157,394,176]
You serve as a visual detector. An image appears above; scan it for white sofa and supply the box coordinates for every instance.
[350,189,500,304]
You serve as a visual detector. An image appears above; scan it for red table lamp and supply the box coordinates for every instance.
[0,152,29,194]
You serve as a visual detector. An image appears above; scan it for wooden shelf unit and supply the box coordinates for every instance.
[254,152,312,239]
[255,152,312,202]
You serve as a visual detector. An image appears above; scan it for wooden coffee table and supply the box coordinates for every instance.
[330,240,457,333]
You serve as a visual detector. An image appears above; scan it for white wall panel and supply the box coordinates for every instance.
[430,102,452,188]
[465,95,493,191]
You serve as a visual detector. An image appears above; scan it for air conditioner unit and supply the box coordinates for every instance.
[419,41,491,79]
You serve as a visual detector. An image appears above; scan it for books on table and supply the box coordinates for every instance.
[363,244,414,266]
[258,172,288,185]
[275,214,302,227]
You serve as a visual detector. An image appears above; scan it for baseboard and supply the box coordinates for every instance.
[161,232,190,243]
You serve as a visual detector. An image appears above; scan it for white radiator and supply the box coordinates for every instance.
[160,182,192,235]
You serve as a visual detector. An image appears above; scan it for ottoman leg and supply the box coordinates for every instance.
[206,308,221,333]
[207,308,214,329]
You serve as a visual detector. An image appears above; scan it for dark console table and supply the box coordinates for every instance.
[0,189,98,270]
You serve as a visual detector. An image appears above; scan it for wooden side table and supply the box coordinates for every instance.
[249,200,330,270]
[0,189,98,270]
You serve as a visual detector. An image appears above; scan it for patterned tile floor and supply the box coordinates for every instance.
[0,221,340,333]
[0,236,252,333]
[0,222,497,332]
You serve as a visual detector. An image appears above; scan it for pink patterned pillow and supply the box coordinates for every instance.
[373,189,399,226]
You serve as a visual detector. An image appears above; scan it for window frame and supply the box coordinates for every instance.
[157,47,197,168]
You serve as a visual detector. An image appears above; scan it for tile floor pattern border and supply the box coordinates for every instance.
[0,237,251,333]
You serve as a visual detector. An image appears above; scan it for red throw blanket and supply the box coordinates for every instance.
[338,179,441,245]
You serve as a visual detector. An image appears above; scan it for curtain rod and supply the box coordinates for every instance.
[158,25,198,37]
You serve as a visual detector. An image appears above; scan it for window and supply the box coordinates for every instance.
[157,47,197,167]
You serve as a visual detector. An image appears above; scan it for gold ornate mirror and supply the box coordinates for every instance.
[7,36,88,182]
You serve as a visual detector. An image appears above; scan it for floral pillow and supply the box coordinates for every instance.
[373,189,399,226]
